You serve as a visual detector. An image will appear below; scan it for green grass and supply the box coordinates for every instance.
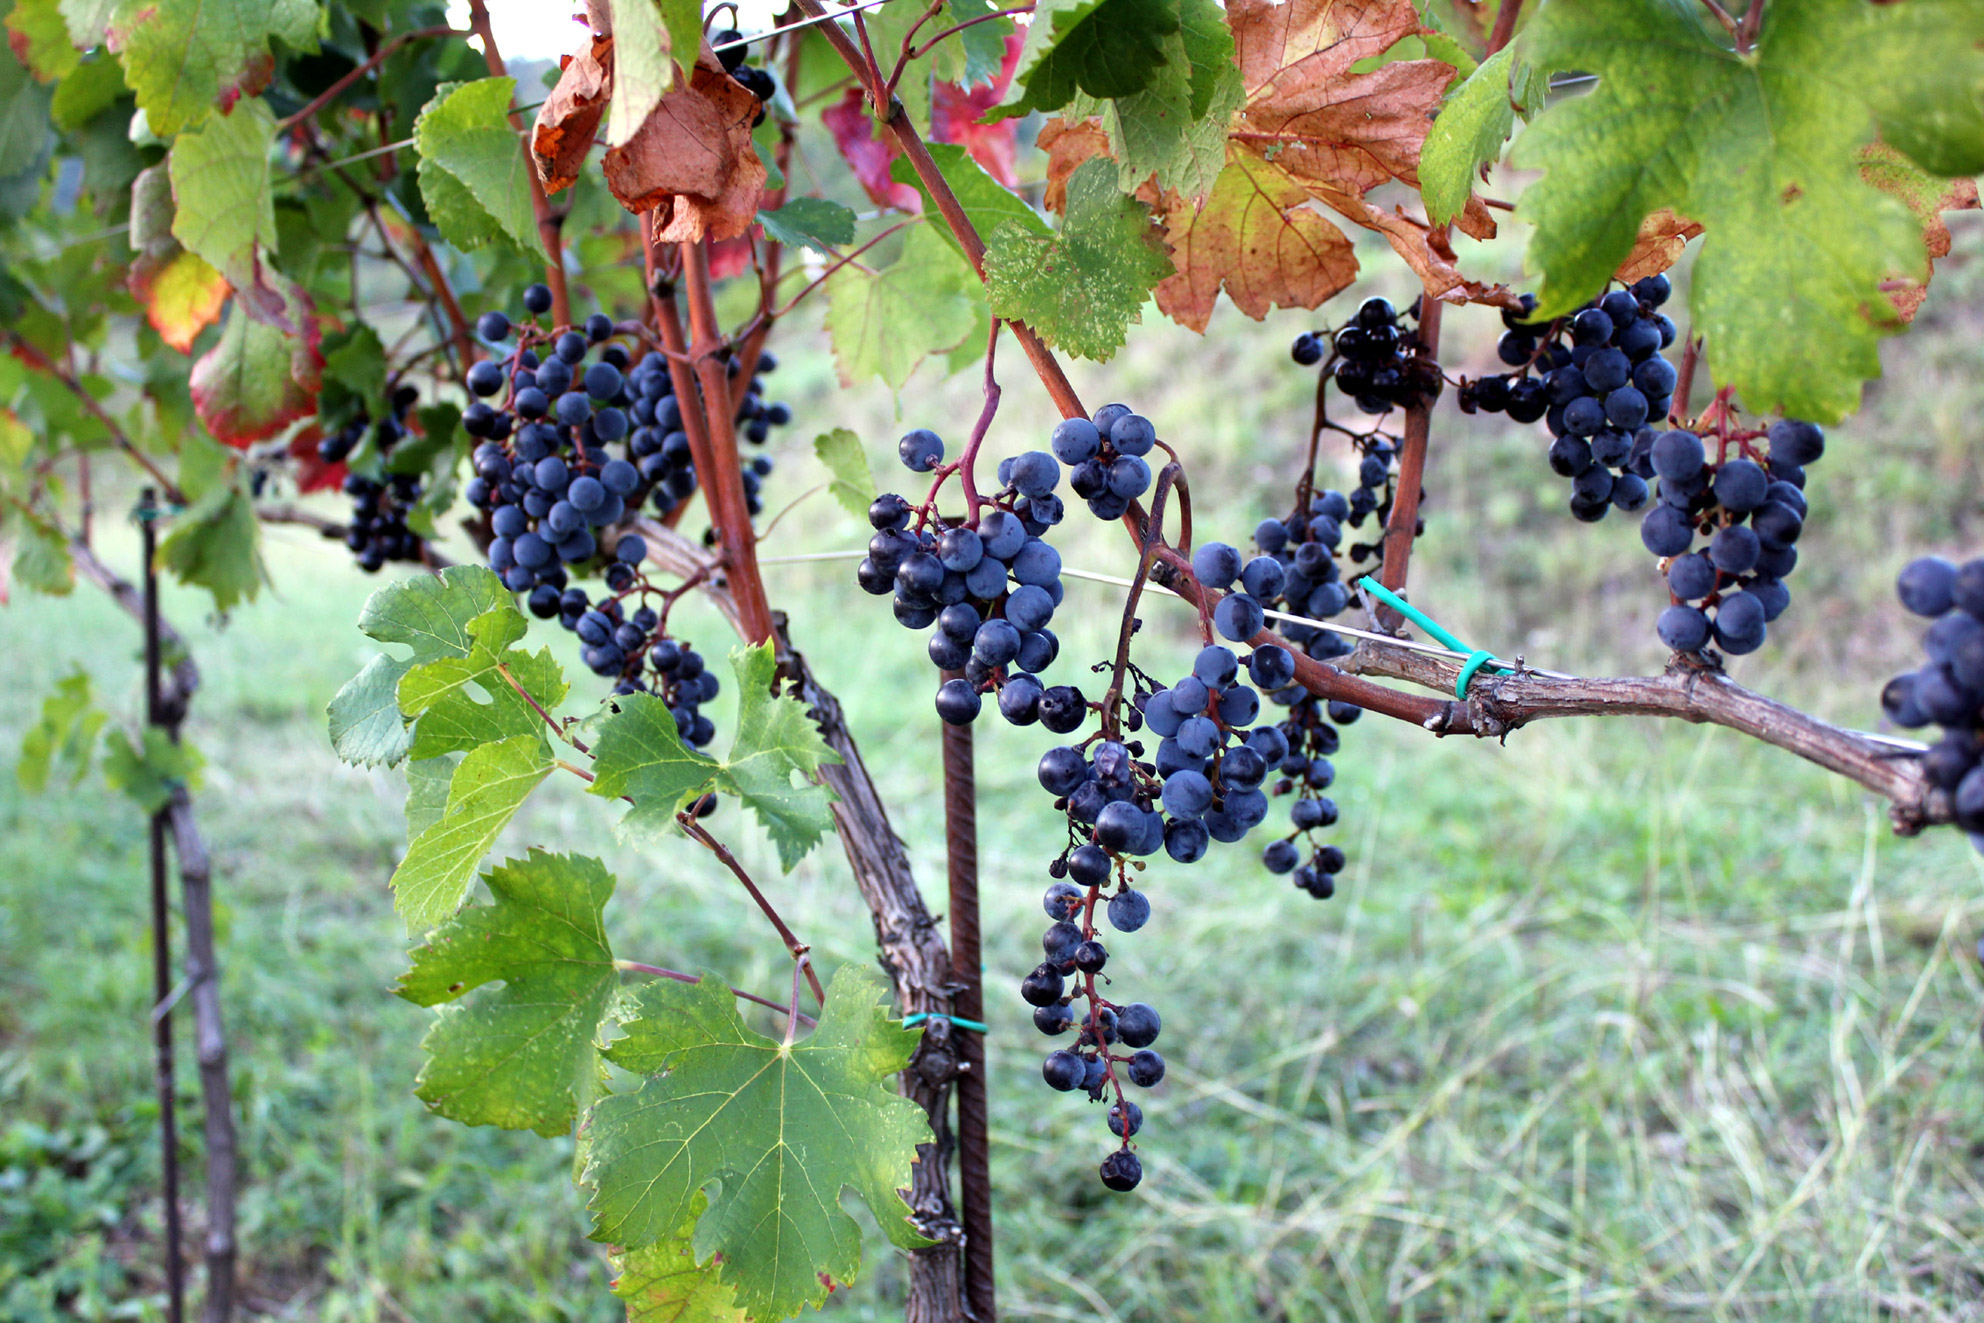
[4,221,1984,1320]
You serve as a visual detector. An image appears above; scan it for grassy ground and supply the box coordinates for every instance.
[4,221,1984,1321]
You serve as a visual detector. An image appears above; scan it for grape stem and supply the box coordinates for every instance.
[615,961,820,1026]
[1486,0,1525,54]
[1101,464,1180,738]
[274,27,467,132]
[495,662,588,752]
[677,812,828,1007]
[1376,295,1444,613]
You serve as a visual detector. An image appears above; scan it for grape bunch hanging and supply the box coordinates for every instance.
[1884,555,1984,850]
[314,385,429,573]
[857,386,1424,1191]
[1459,276,1825,657]
[458,283,792,736]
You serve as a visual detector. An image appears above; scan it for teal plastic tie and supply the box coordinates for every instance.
[901,1012,987,1034]
[1355,577,1511,701]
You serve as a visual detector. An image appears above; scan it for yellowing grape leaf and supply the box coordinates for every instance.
[105,0,318,135]
[131,250,229,354]
[396,849,619,1136]
[1514,0,1984,421]
[584,964,931,1320]
[610,1191,746,1323]
[168,99,307,334]
[824,221,979,389]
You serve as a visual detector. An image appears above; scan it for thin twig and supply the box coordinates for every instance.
[5,336,182,502]
[276,27,465,131]
[1486,0,1524,54]
[677,813,827,1007]
[615,961,818,1025]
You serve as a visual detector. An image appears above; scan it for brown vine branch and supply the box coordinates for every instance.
[77,527,237,1323]
[1486,0,1524,55]
[1337,638,1941,831]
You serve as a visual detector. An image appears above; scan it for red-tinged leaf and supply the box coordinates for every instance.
[823,88,919,211]
[1152,150,1360,332]
[288,426,346,493]
[191,299,322,448]
[708,228,757,280]
[604,53,765,241]
[932,32,1024,187]
[1614,208,1703,286]
[129,249,230,354]
[534,34,613,195]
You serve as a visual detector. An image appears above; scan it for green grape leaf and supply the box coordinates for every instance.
[404,754,457,841]
[985,155,1174,361]
[189,299,321,447]
[107,0,319,136]
[890,142,1050,253]
[7,0,80,82]
[824,221,980,389]
[1071,0,1243,199]
[584,964,931,1319]
[50,54,126,130]
[395,849,618,1136]
[414,78,546,258]
[589,643,838,869]
[329,652,415,768]
[398,606,568,760]
[953,0,1015,87]
[3,507,74,595]
[1515,0,1984,421]
[155,482,266,612]
[1420,43,1516,227]
[997,0,1180,121]
[17,667,105,793]
[0,36,55,178]
[100,727,204,814]
[330,567,518,769]
[755,196,857,253]
[717,641,840,870]
[609,1191,746,1323]
[813,427,875,519]
[588,691,722,841]
[391,734,554,933]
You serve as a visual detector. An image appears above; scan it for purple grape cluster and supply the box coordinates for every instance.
[1884,555,1984,847]
[316,385,428,572]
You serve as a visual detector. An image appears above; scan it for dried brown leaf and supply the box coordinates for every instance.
[1153,150,1359,332]
[1228,0,1454,199]
[603,53,764,240]
[1614,208,1703,284]
[534,35,614,195]
[1860,141,1980,322]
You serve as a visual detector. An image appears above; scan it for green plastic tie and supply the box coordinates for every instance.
[901,1012,987,1034]
[1355,577,1511,701]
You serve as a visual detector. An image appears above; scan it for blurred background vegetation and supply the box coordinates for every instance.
[3,158,1982,1320]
